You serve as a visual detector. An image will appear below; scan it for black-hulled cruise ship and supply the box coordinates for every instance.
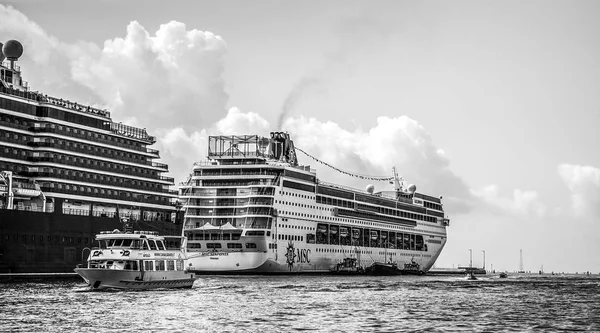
[0,40,182,273]
[181,132,450,274]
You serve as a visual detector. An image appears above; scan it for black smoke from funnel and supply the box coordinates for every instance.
[277,76,320,130]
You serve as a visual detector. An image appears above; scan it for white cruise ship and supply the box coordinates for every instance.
[180,132,449,274]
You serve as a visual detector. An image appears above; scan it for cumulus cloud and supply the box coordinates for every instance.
[1,4,229,131]
[470,185,547,218]
[283,115,474,213]
[214,107,270,135]
[558,164,600,218]
[71,20,229,131]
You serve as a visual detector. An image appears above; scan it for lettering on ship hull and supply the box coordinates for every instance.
[284,241,311,271]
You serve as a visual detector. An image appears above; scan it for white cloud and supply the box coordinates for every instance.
[558,164,600,218]
[470,185,547,218]
[70,20,229,131]
[283,115,473,213]
[214,107,270,135]
[1,5,229,133]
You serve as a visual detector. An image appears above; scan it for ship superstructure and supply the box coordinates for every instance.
[0,40,181,273]
[181,132,450,274]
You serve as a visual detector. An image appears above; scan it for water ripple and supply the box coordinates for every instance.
[1,274,599,332]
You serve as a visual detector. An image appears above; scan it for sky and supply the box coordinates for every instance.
[1,0,599,273]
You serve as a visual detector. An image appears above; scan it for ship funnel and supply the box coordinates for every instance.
[269,132,298,166]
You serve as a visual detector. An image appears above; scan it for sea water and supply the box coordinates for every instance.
[1,274,598,332]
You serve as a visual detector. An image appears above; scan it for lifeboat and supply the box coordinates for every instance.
[12,182,42,197]
[339,227,349,238]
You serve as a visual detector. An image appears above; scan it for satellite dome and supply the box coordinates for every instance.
[407,184,417,193]
[0,42,5,62]
[3,40,23,61]
[366,184,375,194]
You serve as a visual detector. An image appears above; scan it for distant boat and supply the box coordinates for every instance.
[399,259,424,275]
[331,257,365,275]
[366,261,399,276]
[499,272,508,278]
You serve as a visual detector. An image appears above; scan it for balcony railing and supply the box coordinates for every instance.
[28,127,159,159]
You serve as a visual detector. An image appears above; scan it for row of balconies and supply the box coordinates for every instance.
[28,171,177,195]
[21,155,172,181]
[29,125,157,155]
[1,115,159,156]
[40,185,175,206]
[27,140,158,165]
[0,148,173,184]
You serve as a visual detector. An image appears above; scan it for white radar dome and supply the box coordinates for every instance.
[407,184,417,193]
[366,184,375,194]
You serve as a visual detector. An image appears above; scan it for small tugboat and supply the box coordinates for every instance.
[399,259,424,275]
[74,219,195,290]
[331,257,365,275]
[366,261,399,275]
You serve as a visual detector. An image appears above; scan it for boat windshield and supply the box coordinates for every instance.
[103,239,135,248]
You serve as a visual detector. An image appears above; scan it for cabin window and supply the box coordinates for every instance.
[148,240,158,250]
[176,260,184,271]
[144,261,154,271]
[206,243,222,249]
[227,243,242,249]
[245,243,257,249]
[156,260,165,271]
[167,260,175,271]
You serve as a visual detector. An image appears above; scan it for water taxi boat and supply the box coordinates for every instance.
[74,223,195,290]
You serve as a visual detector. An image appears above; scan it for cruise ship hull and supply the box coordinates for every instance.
[0,210,182,273]
[186,240,446,275]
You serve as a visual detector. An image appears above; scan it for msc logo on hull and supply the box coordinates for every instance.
[284,241,311,270]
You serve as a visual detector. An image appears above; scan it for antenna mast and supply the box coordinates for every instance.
[519,249,524,273]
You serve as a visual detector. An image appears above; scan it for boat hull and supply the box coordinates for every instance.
[186,239,445,275]
[0,209,182,273]
[74,268,195,290]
